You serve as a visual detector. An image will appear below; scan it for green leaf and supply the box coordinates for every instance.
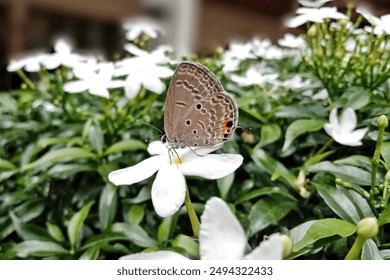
[79,246,101,260]
[0,158,16,170]
[22,147,96,170]
[128,205,145,225]
[275,104,327,119]
[123,185,151,204]
[235,187,297,205]
[293,219,356,251]
[172,234,199,258]
[333,155,372,168]
[217,173,234,200]
[361,239,383,260]
[308,161,373,186]
[112,223,157,248]
[99,185,117,230]
[378,204,390,226]
[104,139,147,155]
[46,222,65,243]
[282,119,326,152]
[335,87,371,110]
[251,148,296,189]
[86,121,104,154]
[258,124,281,147]
[158,216,174,245]
[15,241,69,258]
[9,212,51,241]
[67,201,95,250]
[304,151,334,167]
[381,142,390,167]
[249,195,296,236]
[80,232,129,251]
[313,181,375,224]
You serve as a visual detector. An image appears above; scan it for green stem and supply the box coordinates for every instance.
[345,236,365,260]
[316,138,334,155]
[17,70,35,89]
[371,115,388,189]
[184,185,200,238]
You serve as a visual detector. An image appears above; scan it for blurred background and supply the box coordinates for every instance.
[0,0,389,89]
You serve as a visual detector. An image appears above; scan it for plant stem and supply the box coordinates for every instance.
[17,70,35,89]
[184,185,200,238]
[345,236,365,260]
[371,115,388,189]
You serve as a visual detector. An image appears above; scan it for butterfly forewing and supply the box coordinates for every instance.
[164,62,238,148]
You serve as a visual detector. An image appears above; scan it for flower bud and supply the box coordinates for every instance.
[378,115,388,128]
[281,235,293,257]
[307,25,317,37]
[356,217,378,239]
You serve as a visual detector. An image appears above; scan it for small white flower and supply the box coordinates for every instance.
[120,197,283,260]
[7,52,49,72]
[298,0,333,8]
[122,17,163,41]
[278,33,306,49]
[42,38,90,70]
[64,62,124,98]
[108,142,243,217]
[115,44,173,99]
[324,107,368,146]
[230,64,278,87]
[278,75,312,89]
[286,7,347,28]
[225,41,256,61]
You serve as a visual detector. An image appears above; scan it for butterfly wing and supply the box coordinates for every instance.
[164,62,238,148]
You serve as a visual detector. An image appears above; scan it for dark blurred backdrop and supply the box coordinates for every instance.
[0,0,389,89]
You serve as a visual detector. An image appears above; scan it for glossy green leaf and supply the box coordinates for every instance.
[22,147,96,170]
[80,232,129,251]
[67,201,95,250]
[86,122,104,154]
[99,185,117,230]
[172,234,199,258]
[217,173,234,200]
[46,222,65,243]
[313,182,375,224]
[9,212,51,241]
[249,195,296,236]
[378,204,390,226]
[158,216,174,245]
[15,241,69,258]
[258,124,281,147]
[308,161,373,186]
[251,148,296,189]
[381,142,390,167]
[112,222,157,248]
[104,139,147,155]
[293,219,356,251]
[235,186,297,205]
[335,87,371,110]
[361,239,383,260]
[128,205,145,225]
[282,119,326,152]
[79,246,101,260]
[0,158,16,170]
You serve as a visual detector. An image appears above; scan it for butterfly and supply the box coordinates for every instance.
[163,62,239,149]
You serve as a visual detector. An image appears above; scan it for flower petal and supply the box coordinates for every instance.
[328,108,339,127]
[339,107,357,132]
[244,233,283,260]
[63,81,89,93]
[124,78,142,99]
[142,75,165,94]
[180,154,243,180]
[108,156,166,186]
[199,197,246,260]
[147,141,168,156]
[151,165,186,217]
[119,251,189,260]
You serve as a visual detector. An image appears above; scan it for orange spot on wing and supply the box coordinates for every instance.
[221,118,232,138]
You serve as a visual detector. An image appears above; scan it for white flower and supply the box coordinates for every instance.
[278,75,312,89]
[119,197,283,260]
[324,107,368,146]
[298,0,333,8]
[278,33,306,49]
[42,38,90,70]
[108,142,243,217]
[7,52,49,72]
[225,41,256,61]
[115,44,174,99]
[357,7,390,35]
[230,64,278,87]
[63,62,124,98]
[122,17,163,41]
[286,7,347,28]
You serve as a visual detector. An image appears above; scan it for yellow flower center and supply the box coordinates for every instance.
[173,155,185,166]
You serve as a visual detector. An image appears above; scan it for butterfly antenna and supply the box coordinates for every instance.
[136,119,165,135]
